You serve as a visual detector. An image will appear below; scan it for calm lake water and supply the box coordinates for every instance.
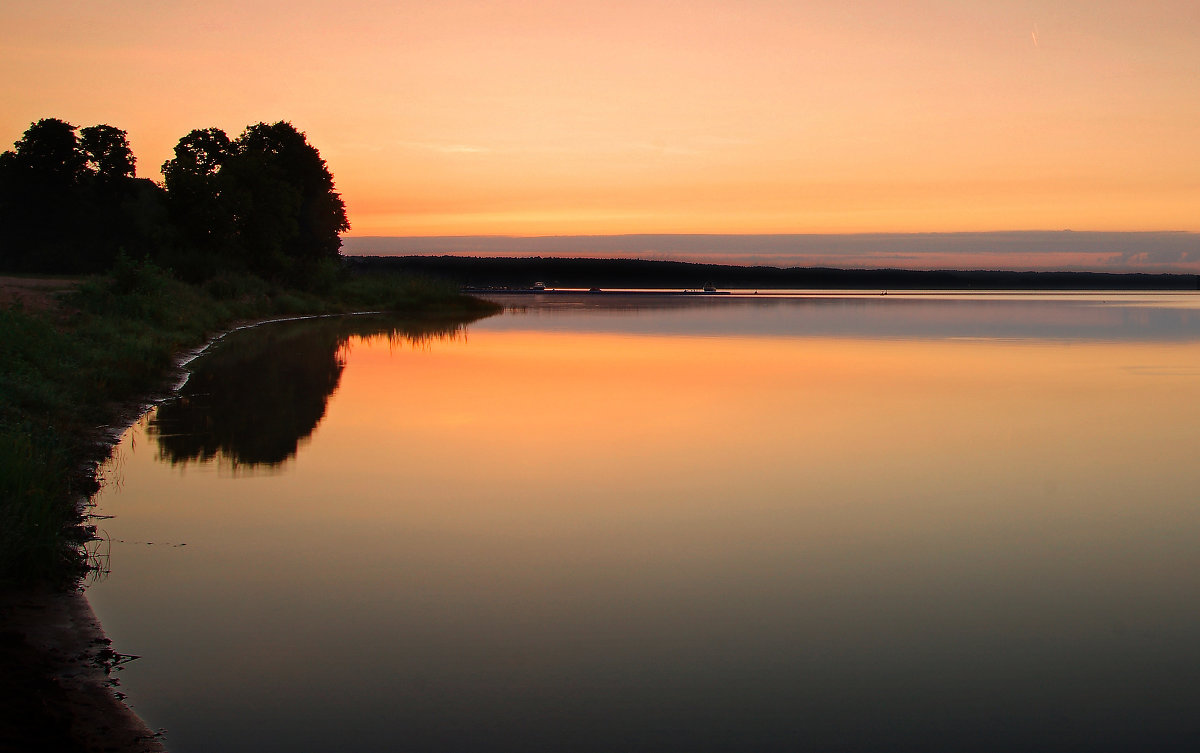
[88,292,1200,752]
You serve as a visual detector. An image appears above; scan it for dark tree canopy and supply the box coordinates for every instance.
[4,118,87,184]
[162,127,233,182]
[236,122,349,262]
[0,118,158,272]
[160,128,238,261]
[2,117,348,278]
[80,125,136,181]
[160,121,349,280]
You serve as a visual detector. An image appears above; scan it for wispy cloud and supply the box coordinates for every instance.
[397,140,493,154]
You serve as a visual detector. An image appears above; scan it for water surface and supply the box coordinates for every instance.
[89,293,1200,751]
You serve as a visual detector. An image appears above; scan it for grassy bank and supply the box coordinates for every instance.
[0,257,499,587]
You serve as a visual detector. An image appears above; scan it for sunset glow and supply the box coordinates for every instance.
[3,1,1198,249]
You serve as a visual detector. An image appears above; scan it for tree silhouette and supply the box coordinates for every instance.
[0,118,170,272]
[160,121,348,280]
[4,118,87,184]
[80,125,136,182]
[234,122,348,263]
[161,128,238,264]
[2,117,347,277]
[0,118,89,271]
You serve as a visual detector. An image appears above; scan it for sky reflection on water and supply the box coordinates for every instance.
[480,291,1200,341]
[149,315,476,471]
[88,294,1200,752]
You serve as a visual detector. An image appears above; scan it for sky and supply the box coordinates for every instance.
[2,1,1199,269]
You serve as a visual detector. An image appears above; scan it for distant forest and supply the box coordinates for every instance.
[0,118,347,282]
[350,255,1200,291]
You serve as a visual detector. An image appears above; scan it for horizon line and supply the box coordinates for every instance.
[344,230,1198,239]
[339,231,1200,274]
[349,255,1200,278]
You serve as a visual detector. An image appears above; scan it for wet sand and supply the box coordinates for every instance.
[0,587,165,752]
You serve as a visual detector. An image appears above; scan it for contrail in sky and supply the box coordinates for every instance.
[1031,23,1040,47]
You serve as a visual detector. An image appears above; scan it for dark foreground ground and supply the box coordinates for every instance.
[1,274,166,751]
[0,589,165,753]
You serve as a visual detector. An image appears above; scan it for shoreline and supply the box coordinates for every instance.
[2,315,292,753]
[3,307,474,752]
[0,587,166,752]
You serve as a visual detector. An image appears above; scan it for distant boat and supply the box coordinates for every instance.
[703,284,717,293]
[532,281,546,291]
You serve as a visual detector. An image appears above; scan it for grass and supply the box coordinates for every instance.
[0,257,498,587]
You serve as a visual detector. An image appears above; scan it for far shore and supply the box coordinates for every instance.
[347,254,1200,291]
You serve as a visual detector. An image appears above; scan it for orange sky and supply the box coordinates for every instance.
[2,1,1198,240]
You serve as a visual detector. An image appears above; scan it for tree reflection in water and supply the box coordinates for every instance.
[149,315,477,470]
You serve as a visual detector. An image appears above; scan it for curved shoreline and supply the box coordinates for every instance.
[4,270,500,750]
[4,311,388,752]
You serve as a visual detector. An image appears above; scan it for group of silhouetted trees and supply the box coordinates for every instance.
[160,121,348,280]
[0,117,348,280]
